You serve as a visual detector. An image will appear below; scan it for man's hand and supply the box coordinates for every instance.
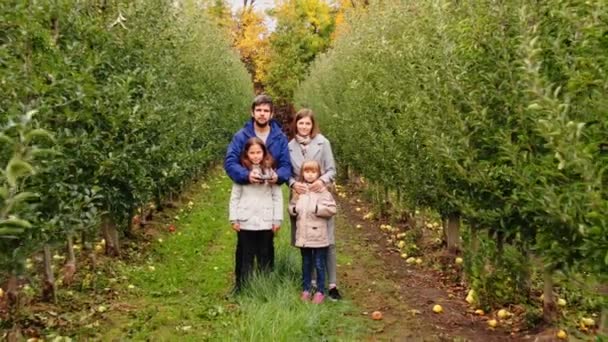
[272,224,280,234]
[231,222,240,232]
[309,179,326,193]
[293,182,308,195]
[249,169,262,184]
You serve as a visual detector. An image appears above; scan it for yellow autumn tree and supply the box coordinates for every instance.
[233,8,270,89]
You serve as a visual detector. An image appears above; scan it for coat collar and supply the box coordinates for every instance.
[243,119,284,141]
[289,134,324,160]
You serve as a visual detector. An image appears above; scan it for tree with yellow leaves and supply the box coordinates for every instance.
[233,8,270,90]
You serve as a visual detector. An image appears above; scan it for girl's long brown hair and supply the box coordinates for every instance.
[240,137,275,170]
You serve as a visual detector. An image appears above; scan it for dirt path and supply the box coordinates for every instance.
[335,185,523,341]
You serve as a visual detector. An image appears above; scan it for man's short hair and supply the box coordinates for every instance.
[251,94,274,112]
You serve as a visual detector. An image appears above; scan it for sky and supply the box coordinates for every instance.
[228,0,275,12]
[228,0,277,30]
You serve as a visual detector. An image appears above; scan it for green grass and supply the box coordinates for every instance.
[95,171,368,341]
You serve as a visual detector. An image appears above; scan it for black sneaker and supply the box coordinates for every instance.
[328,287,342,301]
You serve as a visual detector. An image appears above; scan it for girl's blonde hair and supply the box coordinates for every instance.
[298,160,321,183]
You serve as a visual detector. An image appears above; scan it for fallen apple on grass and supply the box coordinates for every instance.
[497,309,510,319]
[432,304,443,313]
[371,311,383,320]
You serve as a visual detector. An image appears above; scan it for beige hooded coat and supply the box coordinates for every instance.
[289,187,337,248]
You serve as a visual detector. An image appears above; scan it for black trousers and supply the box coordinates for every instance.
[234,230,274,291]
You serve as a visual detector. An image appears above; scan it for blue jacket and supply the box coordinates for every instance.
[224,119,292,185]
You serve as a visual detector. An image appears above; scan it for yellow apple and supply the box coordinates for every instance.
[497,309,509,319]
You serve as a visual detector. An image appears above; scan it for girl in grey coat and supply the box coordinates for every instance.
[288,108,342,301]
[229,137,282,292]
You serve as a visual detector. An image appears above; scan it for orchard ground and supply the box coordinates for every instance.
[3,168,590,341]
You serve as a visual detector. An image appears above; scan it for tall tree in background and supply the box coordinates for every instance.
[233,7,270,91]
[262,0,334,117]
[331,0,367,42]
[205,0,234,32]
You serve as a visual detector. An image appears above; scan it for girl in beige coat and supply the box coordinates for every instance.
[289,160,337,304]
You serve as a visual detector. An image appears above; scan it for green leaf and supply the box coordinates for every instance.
[0,186,8,200]
[29,148,60,158]
[0,217,32,229]
[0,133,14,145]
[0,227,25,238]
[24,128,54,144]
[6,157,35,187]
[10,191,39,204]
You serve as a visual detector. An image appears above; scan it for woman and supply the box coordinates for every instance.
[288,108,342,301]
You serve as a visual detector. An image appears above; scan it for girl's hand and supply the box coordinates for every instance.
[268,170,278,184]
[249,169,262,184]
[231,223,240,232]
[293,182,308,195]
[309,179,326,193]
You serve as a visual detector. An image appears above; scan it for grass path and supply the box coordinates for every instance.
[95,171,369,341]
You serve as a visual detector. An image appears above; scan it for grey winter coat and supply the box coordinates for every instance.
[288,134,337,245]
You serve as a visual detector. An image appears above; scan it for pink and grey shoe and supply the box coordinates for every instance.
[300,291,311,301]
[312,292,325,304]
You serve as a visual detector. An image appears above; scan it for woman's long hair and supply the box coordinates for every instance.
[290,108,319,140]
[240,137,275,170]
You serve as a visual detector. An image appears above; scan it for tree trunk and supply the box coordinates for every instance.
[600,306,607,336]
[6,273,20,318]
[6,323,23,342]
[124,204,136,238]
[446,213,461,253]
[600,283,608,336]
[82,231,96,269]
[42,244,56,302]
[62,235,76,285]
[101,214,120,257]
[542,267,557,323]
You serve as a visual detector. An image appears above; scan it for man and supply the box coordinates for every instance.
[225,94,291,185]
[224,94,291,292]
